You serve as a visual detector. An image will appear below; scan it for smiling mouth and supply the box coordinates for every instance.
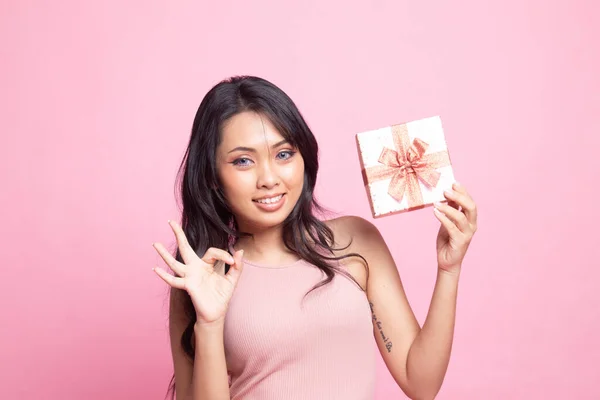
[253,194,285,204]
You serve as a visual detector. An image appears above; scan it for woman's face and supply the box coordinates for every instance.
[216,111,305,231]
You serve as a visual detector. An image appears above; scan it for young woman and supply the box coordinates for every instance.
[152,76,478,400]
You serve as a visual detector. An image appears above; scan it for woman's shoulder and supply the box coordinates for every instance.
[324,215,386,260]
[323,215,386,291]
[324,215,396,292]
[324,215,381,244]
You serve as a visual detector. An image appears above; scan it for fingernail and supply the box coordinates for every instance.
[444,190,452,196]
[454,181,461,188]
[434,202,442,208]
[167,219,171,224]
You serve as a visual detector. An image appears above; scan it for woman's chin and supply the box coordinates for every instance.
[252,214,289,230]
[238,209,293,231]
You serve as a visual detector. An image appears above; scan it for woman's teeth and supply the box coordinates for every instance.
[255,195,283,204]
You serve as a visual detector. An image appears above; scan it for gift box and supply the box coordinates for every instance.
[355,116,456,218]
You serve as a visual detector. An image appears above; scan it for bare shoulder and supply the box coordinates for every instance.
[324,215,386,290]
[325,215,385,252]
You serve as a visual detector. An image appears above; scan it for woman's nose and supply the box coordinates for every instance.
[256,161,280,189]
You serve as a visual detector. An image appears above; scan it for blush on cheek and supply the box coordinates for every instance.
[219,175,256,211]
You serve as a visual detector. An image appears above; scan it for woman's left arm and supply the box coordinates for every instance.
[350,182,477,400]
[407,183,478,398]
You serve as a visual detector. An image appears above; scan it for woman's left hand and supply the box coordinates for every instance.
[433,182,478,274]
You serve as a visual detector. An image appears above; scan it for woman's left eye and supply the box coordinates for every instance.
[277,150,296,160]
[232,157,252,167]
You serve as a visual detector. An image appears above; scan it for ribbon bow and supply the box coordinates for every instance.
[363,124,451,207]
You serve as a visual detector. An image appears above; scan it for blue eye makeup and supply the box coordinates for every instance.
[232,157,253,167]
[230,150,296,167]
[276,150,296,160]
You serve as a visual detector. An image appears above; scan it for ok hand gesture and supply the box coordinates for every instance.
[152,220,244,325]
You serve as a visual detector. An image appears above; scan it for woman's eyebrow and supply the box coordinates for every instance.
[227,139,289,154]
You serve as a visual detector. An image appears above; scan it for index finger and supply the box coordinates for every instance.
[449,182,478,223]
[202,247,235,266]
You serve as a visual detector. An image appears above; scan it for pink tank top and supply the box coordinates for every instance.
[223,254,376,400]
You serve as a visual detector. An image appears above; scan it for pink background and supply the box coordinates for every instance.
[1,0,598,398]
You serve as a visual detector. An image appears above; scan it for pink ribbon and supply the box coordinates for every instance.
[363,124,451,207]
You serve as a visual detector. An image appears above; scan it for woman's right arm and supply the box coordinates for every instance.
[170,289,231,400]
[153,220,244,400]
[169,289,230,400]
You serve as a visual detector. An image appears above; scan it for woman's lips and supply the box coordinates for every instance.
[253,193,286,212]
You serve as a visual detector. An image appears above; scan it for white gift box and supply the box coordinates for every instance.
[355,116,456,218]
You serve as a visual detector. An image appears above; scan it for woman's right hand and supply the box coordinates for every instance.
[152,220,244,325]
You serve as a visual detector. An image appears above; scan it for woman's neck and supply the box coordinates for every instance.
[233,224,299,265]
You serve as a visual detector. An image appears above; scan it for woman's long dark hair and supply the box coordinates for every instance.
[165,75,367,399]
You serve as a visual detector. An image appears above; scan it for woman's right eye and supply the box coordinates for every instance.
[232,157,253,167]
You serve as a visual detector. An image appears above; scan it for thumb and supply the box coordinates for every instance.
[225,249,244,286]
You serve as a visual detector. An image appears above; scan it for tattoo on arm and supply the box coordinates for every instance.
[370,302,393,353]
